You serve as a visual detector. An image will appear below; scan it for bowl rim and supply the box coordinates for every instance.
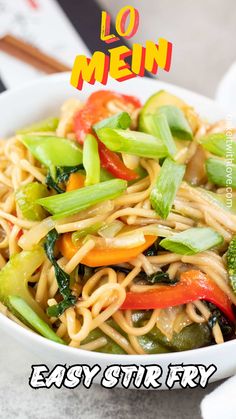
[0,72,235,362]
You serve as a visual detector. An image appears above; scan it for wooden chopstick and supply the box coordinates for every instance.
[0,34,71,74]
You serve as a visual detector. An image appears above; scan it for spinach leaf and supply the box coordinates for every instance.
[44,229,76,317]
[207,303,234,338]
[143,240,158,256]
[145,271,178,285]
[46,164,83,194]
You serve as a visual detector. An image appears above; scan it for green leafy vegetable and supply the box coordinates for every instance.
[17,117,59,134]
[207,303,233,337]
[46,164,83,194]
[147,323,212,351]
[44,229,76,317]
[200,133,236,162]
[37,179,127,219]
[144,271,177,285]
[150,157,185,219]
[143,241,158,256]
[93,112,131,132]
[20,135,83,170]
[206,158,236,188]
[81,324,126,354]
[133,311,212,352]
[160,227,223,255]
[82,311,212,354]
[0,246,47,321]
[15,182,49,221]
[8,296,65,344]
[227,236,236,293]
[97,128,168,159]
[83,134,100,186]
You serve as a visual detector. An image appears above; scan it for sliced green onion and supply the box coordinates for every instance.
[97,128,168,159]
[17,117,59,134]
[157,105,193,141]
[206,158,236,188]
[20,135,83,169]
[160,227,223,255]
[8,295,65,344]
[72,222,104,244]
[98,220,124,238]
[93,112,131,133]
[150,158,185,219]
[37,179,127,219]
[200,133,236,162]
[83,134,100,186]
[140,113,177,157]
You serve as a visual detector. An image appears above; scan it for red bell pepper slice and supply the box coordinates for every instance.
[121,270,235,322]
[98,140,138,181]
[73,90,141,181]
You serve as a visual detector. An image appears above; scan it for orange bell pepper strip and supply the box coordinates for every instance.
[59,233,156,267]
[66,173,85,192]
[121,270,235,322]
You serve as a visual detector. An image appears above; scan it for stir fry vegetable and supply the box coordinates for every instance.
[46,165,84,194]
[83,134,100,186]
[37,179,127,219]
[200,133,236,162]
[74,90,140,180]
[17,116,59,134]
[139,90,194,139]
[59,233,157,266]
[160,227,223,255]
[66,172,85,191]
[97,128,168,159]
[44,229,76,317]
[227,237,236,293]
[93,111,131,133]
[21,135,83,170]
[9,296,65,344]
[121,270,235,322]
[15,182,49,221]
[141,112,177,157]
[150,158,185,219]
[206,158,236,188]
[0,247,47,320]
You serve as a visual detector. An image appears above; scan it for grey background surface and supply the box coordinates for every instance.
[1,0,235,418]
[99,0,235,98]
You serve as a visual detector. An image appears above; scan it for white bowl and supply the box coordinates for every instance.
[0,73,235,389]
